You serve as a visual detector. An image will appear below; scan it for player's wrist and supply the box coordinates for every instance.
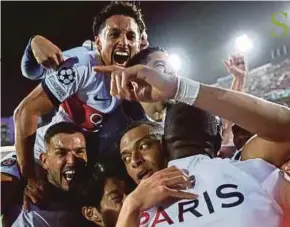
[231,71,246,79]
[167,74,179,100]
[173,76,200,105]
[125,192,143,212]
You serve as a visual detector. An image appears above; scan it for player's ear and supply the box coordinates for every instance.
[95,36,102,53]
[82,206,103,226]
[39,152,49,170]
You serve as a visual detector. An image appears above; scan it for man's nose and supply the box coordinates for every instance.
[131,151,144,168]
[118,33,129,47]
[66,151,77,165]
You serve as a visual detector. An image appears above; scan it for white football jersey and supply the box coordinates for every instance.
[42,52,120,120]
[34,52,118,159]
[34,51,145,160]
[140,155,283,227]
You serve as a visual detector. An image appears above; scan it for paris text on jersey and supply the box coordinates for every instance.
[140,184,244,226]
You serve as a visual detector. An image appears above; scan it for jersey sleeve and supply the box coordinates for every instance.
[0,151,21,180]
[21,36,91,80]
[42,57,91,106]
[261,168,286,207]
[21,37,46,80]
[234,159,283,208]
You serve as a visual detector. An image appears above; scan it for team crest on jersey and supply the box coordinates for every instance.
[57,67,76,85]
[1,157,16,166]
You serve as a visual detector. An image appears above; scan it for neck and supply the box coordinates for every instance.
[41,180,77,210]
[46,176,73,201]
[168,147,214,161]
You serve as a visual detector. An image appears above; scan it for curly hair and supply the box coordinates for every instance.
[92,1,146,36]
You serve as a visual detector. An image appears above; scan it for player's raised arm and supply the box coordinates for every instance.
[220,54,247,148]
[14,63,88,210]
[21,35,92,81]
[94,64,290,165]
[21,35,64,80]
[14,83,54,209]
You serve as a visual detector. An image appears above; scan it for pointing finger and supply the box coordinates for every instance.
[92,65,124,74]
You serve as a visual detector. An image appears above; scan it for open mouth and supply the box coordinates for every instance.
[113,50,130,66]
[63,169,76,182]
[137,169,153,181]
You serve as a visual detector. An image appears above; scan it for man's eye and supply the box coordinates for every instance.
[155,63,165,67]
[139,143,149,150]
[154,65,166,73]
[110,193,123,204]
[110,31,120,38]
[123,155,131,164]
[127,33,136,41]
[76,149,86,154]
[56,151,66,156]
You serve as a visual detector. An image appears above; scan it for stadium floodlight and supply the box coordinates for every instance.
[168,54,181,71]
[235,35,253,53]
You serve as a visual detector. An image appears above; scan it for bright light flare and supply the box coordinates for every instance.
[168,54,181,71]
[235,35,253,53]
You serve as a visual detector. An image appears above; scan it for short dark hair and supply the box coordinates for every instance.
[91,157,127,183]
[126,46,166,67]
[164,103,222,158]
[92,1,146,36]
[76,158,130,208]
[44,122,84,146]
[72,167,104,208]
[120,120,164,142]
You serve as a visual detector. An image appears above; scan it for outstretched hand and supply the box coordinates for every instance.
[93,64,178,102]
[224,54,247,78]
[31,35,64,70]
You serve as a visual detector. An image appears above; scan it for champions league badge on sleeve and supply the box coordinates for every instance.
[56,57,79,85]
[57,67,77,85]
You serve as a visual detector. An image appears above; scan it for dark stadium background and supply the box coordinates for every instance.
[1,1,290,118]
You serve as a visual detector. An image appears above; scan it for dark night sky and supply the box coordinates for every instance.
[1,1,290,117]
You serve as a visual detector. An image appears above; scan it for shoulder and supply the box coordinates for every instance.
[168,155,211,172]
[62,47,101,67]
[12,209,85,227]
[230,158,278,184]
[59,51,102,77]
[45,57,92,86]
